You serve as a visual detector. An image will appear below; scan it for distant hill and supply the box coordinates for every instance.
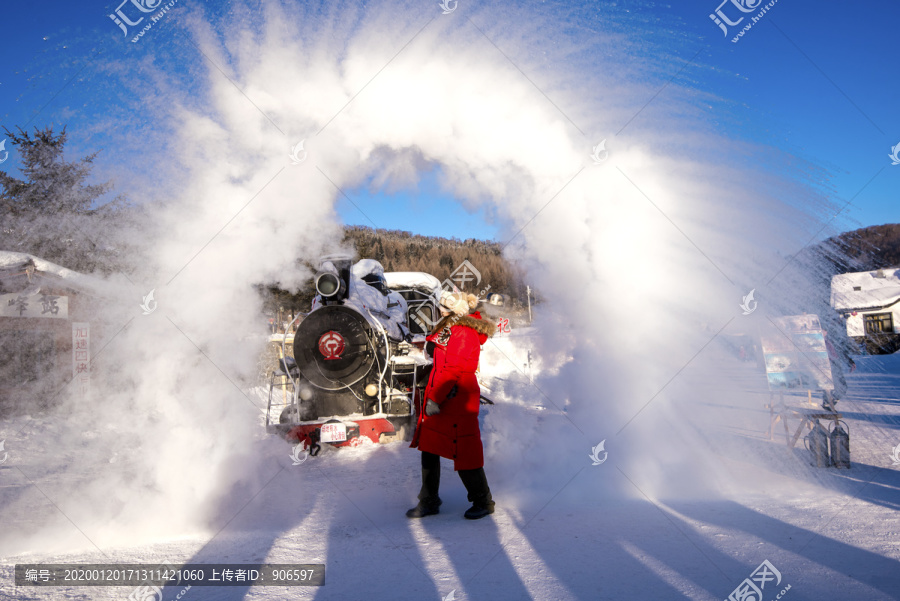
[815,223,900,274]
[343,226,525,296]
[264,224,900,316]
[261,226,526,315]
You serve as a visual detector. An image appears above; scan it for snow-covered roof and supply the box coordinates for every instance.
[831,268,900,311]
[383,272,442,297]
[0,250,83,279]
[0,250,116,298]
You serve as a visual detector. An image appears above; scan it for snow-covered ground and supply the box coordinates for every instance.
[2,334,899,600]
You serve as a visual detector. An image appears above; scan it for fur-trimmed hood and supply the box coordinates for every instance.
[432,313,495,338]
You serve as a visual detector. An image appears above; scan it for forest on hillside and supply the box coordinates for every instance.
[261,226,528,315]
[343,226,525,296]
[814,223,900,273]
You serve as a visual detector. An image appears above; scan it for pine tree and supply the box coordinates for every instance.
[0,125,133,274]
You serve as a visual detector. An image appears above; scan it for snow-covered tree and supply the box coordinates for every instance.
[0,125,134,274]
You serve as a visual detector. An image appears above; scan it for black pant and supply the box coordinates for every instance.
[418,451,494,508]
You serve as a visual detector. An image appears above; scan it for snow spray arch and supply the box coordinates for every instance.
[2,1,838,555]
[278,18,749,500]
[141,0,832,507]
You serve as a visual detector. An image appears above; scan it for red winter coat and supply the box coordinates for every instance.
[410,311,494,470]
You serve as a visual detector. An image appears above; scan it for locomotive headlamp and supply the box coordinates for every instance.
[314,257,350,303]
[316,272,341,297]
[365,384,378,397]
[299,385,314,401]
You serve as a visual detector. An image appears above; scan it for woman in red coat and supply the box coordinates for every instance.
[408,291,496,519]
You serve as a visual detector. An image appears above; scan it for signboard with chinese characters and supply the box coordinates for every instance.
[760,314,834,391]
[72,322,90,398]
[0,293,68,319]
[496,317,511,335]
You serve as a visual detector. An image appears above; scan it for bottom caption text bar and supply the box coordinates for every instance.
[15,564,325,586]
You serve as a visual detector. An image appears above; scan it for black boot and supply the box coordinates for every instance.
[406,499,442,518]
[459,467,495,520]
[408,452,442,518]
[463,504,494,520]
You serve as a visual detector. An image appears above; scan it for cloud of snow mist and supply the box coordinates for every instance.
[1,0,844,554]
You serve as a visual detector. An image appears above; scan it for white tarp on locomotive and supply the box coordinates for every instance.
[310,258,411,341]
[382,271,442,297]
[382,271,442,336]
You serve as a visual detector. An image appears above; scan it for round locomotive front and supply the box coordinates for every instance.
[293,305,375,390]
[290,305,381,418]
[266,259,437,449]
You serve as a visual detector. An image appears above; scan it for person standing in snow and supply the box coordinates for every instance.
[408,290,496,519]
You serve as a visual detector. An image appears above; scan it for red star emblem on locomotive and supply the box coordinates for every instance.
[318,330,346,360]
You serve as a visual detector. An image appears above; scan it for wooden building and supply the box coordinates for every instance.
[0,251,110,412]
[831,267,900,354]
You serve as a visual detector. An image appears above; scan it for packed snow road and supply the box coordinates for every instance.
[1,346,899,600]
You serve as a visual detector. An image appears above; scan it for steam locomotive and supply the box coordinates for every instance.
[266,256,442,452]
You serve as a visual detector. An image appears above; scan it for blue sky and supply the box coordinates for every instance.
[0,0,897,243]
